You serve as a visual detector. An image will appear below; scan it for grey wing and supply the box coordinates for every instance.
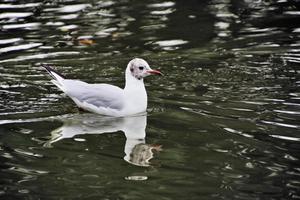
[61,80,125,110]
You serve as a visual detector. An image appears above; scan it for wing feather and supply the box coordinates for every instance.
[61,80,125,110]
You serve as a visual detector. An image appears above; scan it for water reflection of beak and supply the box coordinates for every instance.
[125,143,163,167]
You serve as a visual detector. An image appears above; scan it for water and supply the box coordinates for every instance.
[0,0,300,199]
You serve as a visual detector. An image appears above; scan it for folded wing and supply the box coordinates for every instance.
[61,80,125,110]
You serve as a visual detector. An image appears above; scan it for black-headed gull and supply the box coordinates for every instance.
[43,58,162,116]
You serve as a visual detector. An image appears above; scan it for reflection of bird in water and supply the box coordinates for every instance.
[126,143,162,167]
[45,113,161,167]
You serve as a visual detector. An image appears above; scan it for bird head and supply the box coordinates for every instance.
[126,58,162,80]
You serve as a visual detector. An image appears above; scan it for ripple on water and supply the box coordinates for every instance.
[8,165,48,175]
[0,51,81,63]
[0,12,33,19]
[274,109,300,115]
[260,120,300,129]
[150,9,175,15]
[281,52,300,64]
[0,38,23,45]
[224,128,254,138]
[125,175,148,181]
[57,4,91,13]
[148,2,175,8]
[0,43,43,54]
[154,39,188,50]
[0,3,41,9]
[270,135,300,142]
[57,24,78,31]
[235,183,284,199]
[2,23,41,30]
[14,148,44,159]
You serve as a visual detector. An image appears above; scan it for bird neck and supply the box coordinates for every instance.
[123,71,147,114]
[124,71,145,91]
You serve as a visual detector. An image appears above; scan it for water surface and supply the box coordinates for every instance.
[0,0,300,199]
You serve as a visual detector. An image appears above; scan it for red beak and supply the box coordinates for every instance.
[146,69,163,76]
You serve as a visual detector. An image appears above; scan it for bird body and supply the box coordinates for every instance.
[43,58,161,117]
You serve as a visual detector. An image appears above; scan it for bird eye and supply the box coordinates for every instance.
[138,66,144,70]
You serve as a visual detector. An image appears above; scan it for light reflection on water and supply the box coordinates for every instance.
[0,0,300,199]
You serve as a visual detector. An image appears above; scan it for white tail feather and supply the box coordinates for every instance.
[51,80,65,92]
[50,71,64,83]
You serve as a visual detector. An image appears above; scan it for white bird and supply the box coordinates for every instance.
[43,58,162,117]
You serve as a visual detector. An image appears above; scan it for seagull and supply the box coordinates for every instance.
[43,58,162,117]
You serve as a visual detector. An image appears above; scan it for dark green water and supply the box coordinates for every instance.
[0,0,300,199]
